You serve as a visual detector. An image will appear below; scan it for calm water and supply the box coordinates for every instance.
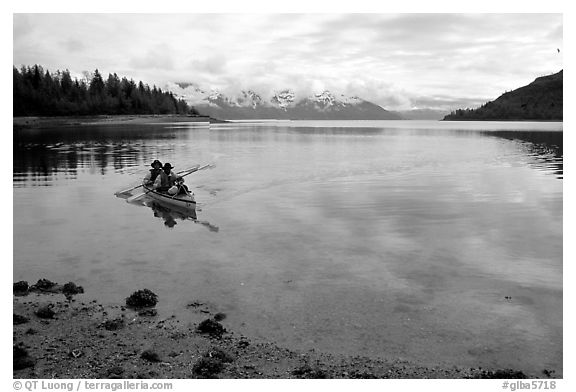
[13,120,563,374]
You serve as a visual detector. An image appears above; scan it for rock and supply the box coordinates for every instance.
[34,305,56,319]
[138,309,158,317]
[292,363,329,379]
[214,312,227,321]
[107,366,125,377]
[25,328,37,335]
[192,357,225,378]
[13,314,29,325]
[238,340,250,348]
[126,289,158,308]
[196,319,226,338]
[349,370,378,379]
[203,348,234,363]
[141,349,161,363]
[13,281,29,295]
[467,368,528,379]
[32,278,57,291]
[62,282,84,295]
[102,318,125,331]
[13,345,35,370]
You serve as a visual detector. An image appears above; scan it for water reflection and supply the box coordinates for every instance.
[13,124,563,186]
[13,124,205,186]
[146,201,219,231]
[147,200,195,228]
[482,130,563,179]
[116,190,219,231]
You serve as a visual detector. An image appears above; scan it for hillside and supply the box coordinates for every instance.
[443,70,563,121]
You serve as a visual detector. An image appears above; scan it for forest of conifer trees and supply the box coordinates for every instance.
[13,65,197,117]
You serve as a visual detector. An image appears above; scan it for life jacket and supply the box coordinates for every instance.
[157,170,173,188]
[149,168,161,183]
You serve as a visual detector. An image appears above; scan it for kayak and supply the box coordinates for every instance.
[142,185,196,210]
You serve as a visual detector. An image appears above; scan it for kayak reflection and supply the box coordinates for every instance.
[147,201,219,231]
[146,200,219,231]
[117,191,218,231]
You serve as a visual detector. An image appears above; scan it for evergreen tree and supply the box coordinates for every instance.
[13,64,194,116]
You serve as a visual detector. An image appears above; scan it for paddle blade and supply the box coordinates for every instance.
[178,163,215,178]
[115,183,144,195]
[126,192,147,203]
[177,165,200,175]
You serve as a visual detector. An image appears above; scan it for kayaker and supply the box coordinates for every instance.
[168,176,190,196]
[142,160,163,186]
[154,162,178,192]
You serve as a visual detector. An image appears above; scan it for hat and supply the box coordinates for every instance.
[163,163,174,169]
[151,160,162,168]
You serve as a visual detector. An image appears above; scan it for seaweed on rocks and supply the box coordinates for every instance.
[101,318,125,331]
[13,281,29,295]
[192,357,225,378]
[292,363,329,379]
[467,368,528,379]
[196,319,226,338]
[13,345,35,370]
[349,370,379,379]
[62,282,84,295]
[31,278,57,291]
[214,312,227,321]
[13,314,29,325]
[107,366,125,378]
[237,339,250,348]
[141,349,161,363]
[138,309,158,317]
[203,348,234,363]
[34,305,56,319]
[126,289,158,309]
[17,278,85,298]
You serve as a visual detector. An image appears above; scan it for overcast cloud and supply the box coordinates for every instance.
[13,13,563,111]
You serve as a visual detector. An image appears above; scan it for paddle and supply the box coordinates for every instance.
[115,165,201,195]
[126,163,214,203]
[126,188,154,203]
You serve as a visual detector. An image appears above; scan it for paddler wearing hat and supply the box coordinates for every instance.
[154,162,179,193]
[142,159,163,186]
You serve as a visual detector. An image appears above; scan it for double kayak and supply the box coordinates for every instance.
[142,185,196,210]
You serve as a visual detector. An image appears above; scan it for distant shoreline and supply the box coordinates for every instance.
[441,118,562,122]
[13,114,228,129]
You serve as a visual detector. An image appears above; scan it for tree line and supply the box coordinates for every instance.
[443,101,561,121]
[13,65,198,117]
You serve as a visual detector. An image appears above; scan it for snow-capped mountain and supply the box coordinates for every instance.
[168,83,401,120]
[271,90,295,110]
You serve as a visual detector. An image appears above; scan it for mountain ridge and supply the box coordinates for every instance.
[168,85,402,120]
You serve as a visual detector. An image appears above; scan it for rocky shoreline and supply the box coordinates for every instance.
[13,279,550,379]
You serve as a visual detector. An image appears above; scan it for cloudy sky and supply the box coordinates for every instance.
[13,13,562,111]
